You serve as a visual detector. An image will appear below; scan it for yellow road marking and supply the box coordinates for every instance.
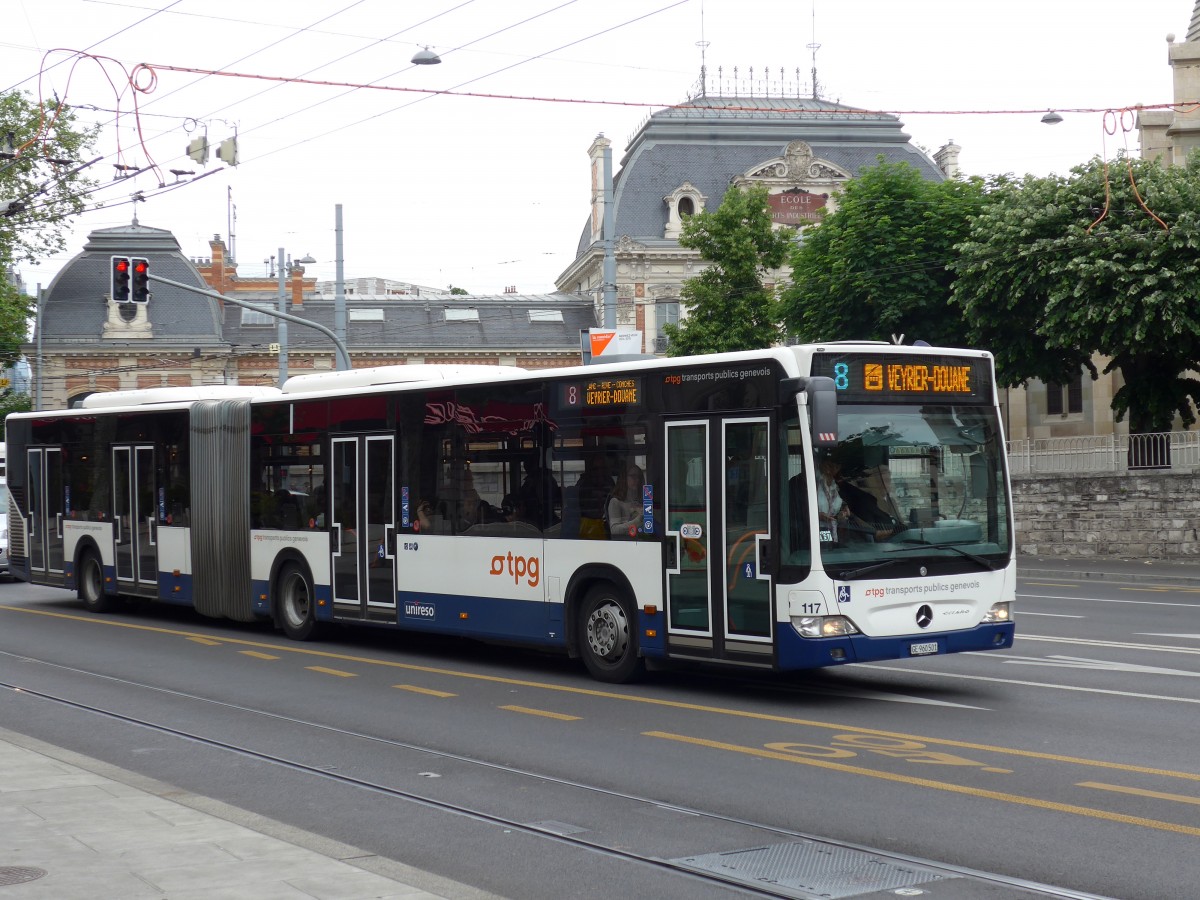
[1021,582,1074,587]
[1120,587,1171,593]
[501,705,580,721]
[7,604,1200,784]
[187,636,221,646]
[305,666,357,678]
[239,650,280,660]
[1079,782,1200,806]
[645,731,1200,837]
[395,684,456,698]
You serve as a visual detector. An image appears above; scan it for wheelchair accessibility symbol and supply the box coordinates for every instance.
[837,585,852,603]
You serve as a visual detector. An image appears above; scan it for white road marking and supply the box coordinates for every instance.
[1000,655,1200,677]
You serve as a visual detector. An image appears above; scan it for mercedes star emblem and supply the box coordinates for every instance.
[916,604,933,628]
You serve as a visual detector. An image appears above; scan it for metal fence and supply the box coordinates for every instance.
[1006,431,1200,475]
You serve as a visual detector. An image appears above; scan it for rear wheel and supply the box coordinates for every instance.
[277,562,321,641]
[77,548,113,613]
[578,585,644,683]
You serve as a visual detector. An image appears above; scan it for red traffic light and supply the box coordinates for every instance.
[111,256,132,302]
[131,257,150,302]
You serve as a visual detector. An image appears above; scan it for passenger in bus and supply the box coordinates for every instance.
[518,456,562,530]
[576,454,614,539]
[416,499,448,534]
[816,452,850,542]
[456,466,485,530]
[607,463,645,539]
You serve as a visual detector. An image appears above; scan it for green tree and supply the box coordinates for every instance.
[780,160,990,347]
[662,184,792,356]
[0,389,30,433]
[952,153,1200,433]
[0,90,98,366]
[448,285,468,295]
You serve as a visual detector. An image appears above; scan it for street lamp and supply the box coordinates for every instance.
[278,249,316,386]
[1041,110,1064,125]
[412,46,441,65]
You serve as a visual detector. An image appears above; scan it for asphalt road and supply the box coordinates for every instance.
[0,563,1197,900]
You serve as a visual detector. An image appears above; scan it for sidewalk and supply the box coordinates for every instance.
[0,727,498,900]
[1018,553,1200,587]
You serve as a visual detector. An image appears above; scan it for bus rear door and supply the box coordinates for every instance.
[112,445,157,592]
[663,416,773,666]
[26,447,65,581]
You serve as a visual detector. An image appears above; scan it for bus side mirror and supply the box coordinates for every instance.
[807,377,838,447]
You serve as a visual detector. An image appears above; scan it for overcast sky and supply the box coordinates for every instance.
[3,0,1196,296]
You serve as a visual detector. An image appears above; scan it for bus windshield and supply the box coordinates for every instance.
[797,402,1010,573]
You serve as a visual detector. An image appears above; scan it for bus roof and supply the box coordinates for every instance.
[281,364,527,394]
[81,385,282,409]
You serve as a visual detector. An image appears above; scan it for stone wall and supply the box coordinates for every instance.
[1012,473,1200,559]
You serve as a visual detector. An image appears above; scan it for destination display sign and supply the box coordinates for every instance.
[810,352,993,403]
[558,377,642,410]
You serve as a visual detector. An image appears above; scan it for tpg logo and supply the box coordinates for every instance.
[490,551,540,587]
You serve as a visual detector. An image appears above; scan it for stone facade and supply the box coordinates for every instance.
[1012,473,1200,558]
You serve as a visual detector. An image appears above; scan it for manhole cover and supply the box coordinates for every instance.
[0,867,47,886]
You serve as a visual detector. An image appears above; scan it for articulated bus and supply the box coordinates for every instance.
[5,344,1014,682]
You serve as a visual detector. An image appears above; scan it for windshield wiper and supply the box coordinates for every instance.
[887,541,1000,571]
[833,557,909,580]
[835,543,1001,580]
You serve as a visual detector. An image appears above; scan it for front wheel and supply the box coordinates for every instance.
[77,548,114,613]
[578,585,644,683]
[277,562,321,641]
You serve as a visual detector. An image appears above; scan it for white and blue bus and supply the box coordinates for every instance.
[5,344,1014,682]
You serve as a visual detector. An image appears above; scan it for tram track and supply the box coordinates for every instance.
[0,649,1111,900]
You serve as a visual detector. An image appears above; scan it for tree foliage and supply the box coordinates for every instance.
[952,153,1200,433]
[780,160,990,347]
[0,91,98,367]
[662,184,792,356]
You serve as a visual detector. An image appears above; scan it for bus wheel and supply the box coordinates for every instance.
[77,549,113,613]
[277,562,320,641]
[578,585,644,683]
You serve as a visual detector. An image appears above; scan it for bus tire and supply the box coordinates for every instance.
[578,584,644,683]
[77,548,113,613]
[277,562,321,641]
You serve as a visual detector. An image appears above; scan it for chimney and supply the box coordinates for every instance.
[291,264,305,306]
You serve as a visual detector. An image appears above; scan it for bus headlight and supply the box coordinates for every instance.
[981,602,1011,624]
[795,615,860,638]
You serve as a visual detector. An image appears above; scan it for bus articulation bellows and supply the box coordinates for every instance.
[5,345,1014,683]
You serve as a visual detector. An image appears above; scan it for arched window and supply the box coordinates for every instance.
[678,196,695,217]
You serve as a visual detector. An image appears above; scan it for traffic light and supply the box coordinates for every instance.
[131,257,150,303]
[111,256,131,303]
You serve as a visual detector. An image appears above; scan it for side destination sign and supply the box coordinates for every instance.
[811,352,992,403]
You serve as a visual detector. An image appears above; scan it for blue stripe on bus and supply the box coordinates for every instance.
[394,591,566,647]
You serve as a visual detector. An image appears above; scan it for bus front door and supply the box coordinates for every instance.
[330,434,396,620]
[664,417,773,663]
[112,446,157,591]
[26,447,65,580]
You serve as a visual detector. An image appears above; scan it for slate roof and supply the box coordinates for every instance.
[574,95,943,258]
[40,224,596,356]
[41,223,225,346]
[226,293,596,355]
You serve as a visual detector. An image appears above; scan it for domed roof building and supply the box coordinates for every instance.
[555,80,958,355]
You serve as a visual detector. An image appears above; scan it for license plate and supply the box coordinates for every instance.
[910,641,938,656]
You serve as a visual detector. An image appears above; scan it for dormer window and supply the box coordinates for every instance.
[664,182,706,239]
